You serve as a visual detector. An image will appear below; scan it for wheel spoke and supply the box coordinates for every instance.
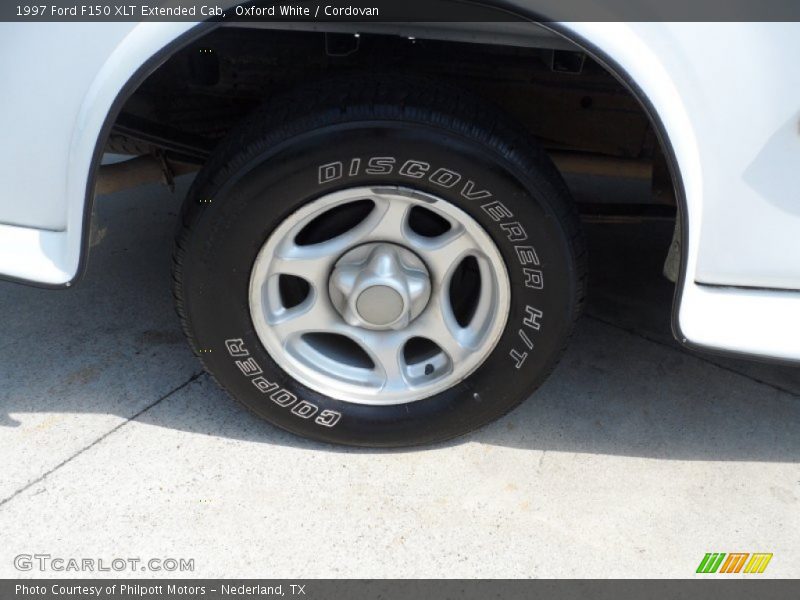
[412,228,476,280]
[271,293,339,339]
[358,331,407,391]
[361,193,411,243]
[407,291,471,363]
[270,251,331,290]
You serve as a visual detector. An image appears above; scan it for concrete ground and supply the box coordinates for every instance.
[1,175,798,578]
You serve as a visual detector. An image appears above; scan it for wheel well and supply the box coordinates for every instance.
[100,21,681,281]
[109,25,670,181]
[99,22,681,283]
[90,20,688,348]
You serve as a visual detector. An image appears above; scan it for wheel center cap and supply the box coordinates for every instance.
[356,285,404,326]
[329,243,431,330]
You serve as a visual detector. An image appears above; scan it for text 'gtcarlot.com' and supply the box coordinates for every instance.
[13,554,194,572]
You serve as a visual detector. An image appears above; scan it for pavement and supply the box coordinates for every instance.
[1,174,798,578]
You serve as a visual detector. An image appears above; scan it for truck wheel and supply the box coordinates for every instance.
[173,75,586,447]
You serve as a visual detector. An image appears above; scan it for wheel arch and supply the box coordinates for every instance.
[69,16,693,347]
[51,22,216,290]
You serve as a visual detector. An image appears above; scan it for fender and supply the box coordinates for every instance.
[0,21,212,288]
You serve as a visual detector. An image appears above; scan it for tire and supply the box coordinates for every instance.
[173,74,586,447]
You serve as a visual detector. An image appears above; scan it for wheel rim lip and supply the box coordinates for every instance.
[248,185,511,406]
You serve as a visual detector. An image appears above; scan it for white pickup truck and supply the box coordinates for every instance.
[1,11,799,446]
